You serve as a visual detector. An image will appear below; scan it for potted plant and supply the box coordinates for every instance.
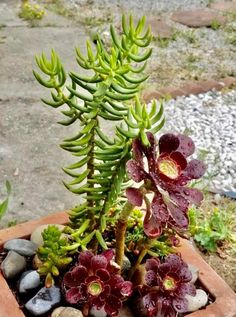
[0,15,236,317]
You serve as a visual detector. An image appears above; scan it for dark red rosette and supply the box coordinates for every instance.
[126,132,206,238]
[139,254,196,317]
[63,250,133,316]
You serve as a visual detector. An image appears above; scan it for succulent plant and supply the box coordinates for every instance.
[63,249,133,316]
[37,225,73,287]
[138,254,196,317]
[33,13,207,316]
[126,132,206,238]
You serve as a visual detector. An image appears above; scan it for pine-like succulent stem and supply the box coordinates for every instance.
[115,201,134,267]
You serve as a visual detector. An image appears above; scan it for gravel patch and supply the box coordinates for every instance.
[159,90,236,193]
[64,0,210,13]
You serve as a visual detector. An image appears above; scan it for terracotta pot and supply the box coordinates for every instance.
[0,211,236,317]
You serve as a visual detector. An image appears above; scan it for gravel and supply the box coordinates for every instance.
[159,89,236,193]
[65,0,210,13]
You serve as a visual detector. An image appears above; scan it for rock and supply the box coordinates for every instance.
[223,191,236,199]
[4,238,38,256]
[30,224,65,246]
[122,254,131,273]
[1,251,27,279]
[171,9,226,27]
[51,306,83,317]
[90,307,106,317]
[19,270,41,294]
[188,264,199,284]
[90,306,134,317]
[210,2,236,12]
[185,289,208,312]
[25,286,61,316]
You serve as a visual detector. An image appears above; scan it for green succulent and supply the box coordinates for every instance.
[37,225,73,287]
[34,15,165,250]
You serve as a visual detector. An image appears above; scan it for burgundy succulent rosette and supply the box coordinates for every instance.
[139,254,196,317]
[126,132,206,238]
[62,249,133,316]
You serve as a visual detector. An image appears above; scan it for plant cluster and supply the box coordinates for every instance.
[34,15,206,317]
[138,254,196,317]
[63,249,133,316]
[188,202,235,253]
[37,225,72,287]
[19,0,45,22]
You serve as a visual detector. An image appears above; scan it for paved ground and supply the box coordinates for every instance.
[0,0,90,227]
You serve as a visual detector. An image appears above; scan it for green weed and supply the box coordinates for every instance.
[210,19,222,30]
[0,181,11,221]
[154,36,170,48]
[181,29,198,44]
[188,198,236,253]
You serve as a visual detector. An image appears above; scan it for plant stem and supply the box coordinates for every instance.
[87,122,97,228]
[129,235,154,279]
[128,245,148,279]
[115,201,134,267]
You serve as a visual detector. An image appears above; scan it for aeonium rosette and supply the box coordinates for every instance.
[126,132,206,238]
[62,249,133,316]
[138,254,196,317]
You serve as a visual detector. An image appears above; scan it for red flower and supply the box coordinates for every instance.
[126,132,206,238]
[139,254,196,317]
[63,250,133,316]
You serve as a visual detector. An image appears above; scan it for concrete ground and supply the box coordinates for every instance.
[0,0,92,227]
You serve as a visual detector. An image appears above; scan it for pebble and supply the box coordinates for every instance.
[4,238,38,256]
[52,307,83,317]
[188,264,199,284]
[19,270,41,294]
[90,307,106,317]
[1,250,27,279]
[185,289,208,312]
[25,286,61,316]
[30,224,65,246]
[90,306,134,317]
[122,254,131,273]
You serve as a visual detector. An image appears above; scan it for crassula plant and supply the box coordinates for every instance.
[33,14,206,317]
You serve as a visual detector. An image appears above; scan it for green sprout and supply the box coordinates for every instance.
[210,19,221,30]
[0,181,11,221]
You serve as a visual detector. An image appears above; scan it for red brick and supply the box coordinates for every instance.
[220,76,236,88]
[198,79,224,92]
[148,19,173,39]
[172,9,226,27]
[210,1,236,12]
[179,81,204,95]
[142,90,164,103]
